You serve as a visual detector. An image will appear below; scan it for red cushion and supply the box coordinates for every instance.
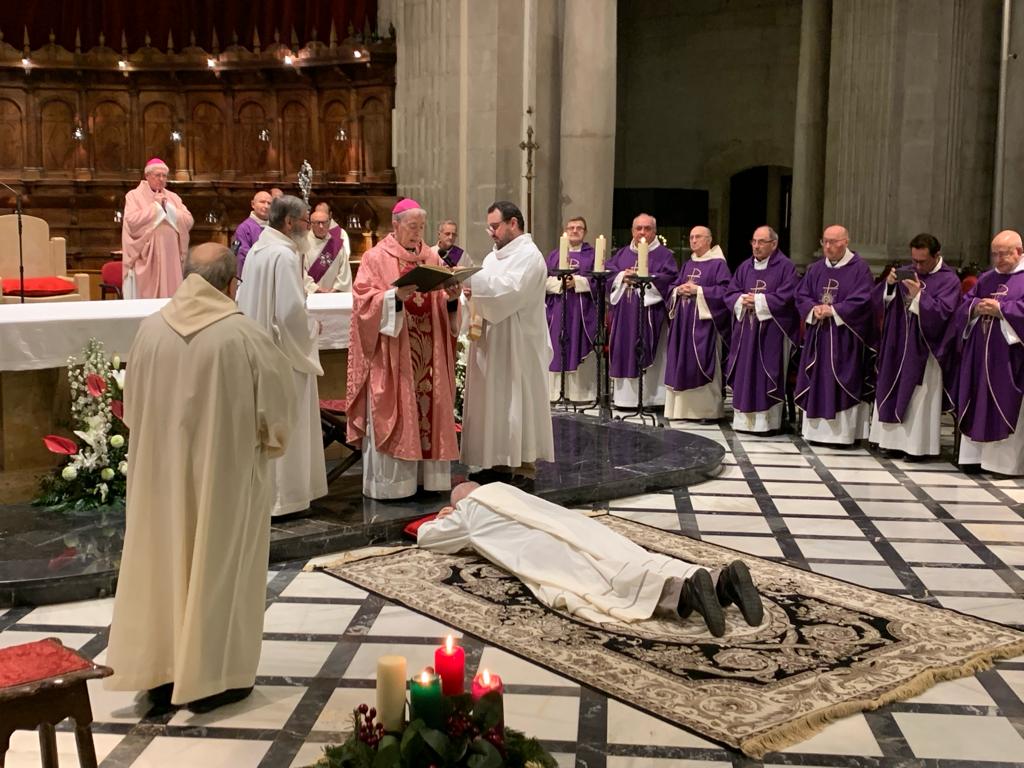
[0,639,91,689]
[100,260,123,286]
[403,513,438,540]
[2,276,75,297]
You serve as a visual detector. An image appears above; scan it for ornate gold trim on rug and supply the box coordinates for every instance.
[319,517,1024,757]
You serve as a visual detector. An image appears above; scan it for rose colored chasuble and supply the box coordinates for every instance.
[121,180,193,299]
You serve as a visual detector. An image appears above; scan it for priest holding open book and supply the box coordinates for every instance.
[347,199,464,499]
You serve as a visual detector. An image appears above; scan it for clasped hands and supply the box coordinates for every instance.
[675,282,698,297]
[811,304,834,321]
[973,298,1002,318]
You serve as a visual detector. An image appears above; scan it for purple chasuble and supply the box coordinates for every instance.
[545,244,599,372]
[307,226,345,283]
[438,244,464,268]
[874,262,961,422]
[664,256,733,391]
[794,252,876,420]
[724,251,800,414]
[950,268,1024,442]
[607,244,679,378]
[233,216,264,276]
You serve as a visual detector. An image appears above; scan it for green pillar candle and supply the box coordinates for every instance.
[409,667,443,729]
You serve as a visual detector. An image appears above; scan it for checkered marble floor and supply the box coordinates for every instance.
[2,422,1023,767]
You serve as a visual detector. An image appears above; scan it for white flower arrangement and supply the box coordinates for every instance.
[453,335,469,425]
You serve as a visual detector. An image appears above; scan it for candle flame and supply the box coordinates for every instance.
[445,635,454,653]
[482,669,490,685]
[421,670,430,684]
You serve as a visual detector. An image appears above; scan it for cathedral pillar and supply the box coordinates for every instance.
[994,1,1024,231]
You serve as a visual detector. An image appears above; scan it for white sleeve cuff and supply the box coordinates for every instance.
[380,288,404,337]
[754,293,771,321]
[695,286,712,321]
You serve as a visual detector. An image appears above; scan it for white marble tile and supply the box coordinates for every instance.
[872,520,958,541]
[941,504,1023,522]
[344,642,437,680]
[714,464,746,480]
[998,669,1024,704]
[741,442,801,454]
[829,469,900,485]
[281,571,368,599]
[0,629,95,650]
[964,522,1024,544]
[856,501,936,519]
[989,545,1024,565]
[368,605,460,638]
[291,741,332,768]
[810,563,904,590]
[504,693,580,741]
[605,699,719,748]
[608,492,679,510]
[551,753,577,768]
[894,712,1024,761]
[685,479,751,495]
[689,494,762,513]
[695,514,772,534]
[816,455,885,469]
[990,478,1024,487]
[891,459,959,472]
[892,541,984,565]
[936,596,1024,625]
[924,486,1000,503]
[20,598,114,627]
[795,538,884,561]
[4,731,121,768]
[311,687,374,732]
[783,517,863,538]
[808,446,871,456]
[478,646,577,688]
[780,713,882,756]
[701,535,783,558]
[844,484,916,501]
[998,487,1024,503]
[753,466,820,482]
[132,736,271,767]
[86,678,152,723]
[612,509,682,530]
[168,685,305,729]
[772,498,849,517]
[745,453,811,467]
[762,481,834,498]
[257,639,336,678]
[904,675,995,705]
[905,471,981,486]
[263,602,359,635]
[912,566,1015,594]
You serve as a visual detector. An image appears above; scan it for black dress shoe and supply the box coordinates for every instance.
[467,468,512,484]
[148,683,174,708]
[677,568,725,637]
[715,560,764,627]
[958,462,983,475]
[187,686,254,714]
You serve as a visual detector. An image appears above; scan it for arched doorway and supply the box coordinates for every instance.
[727,165,792,270]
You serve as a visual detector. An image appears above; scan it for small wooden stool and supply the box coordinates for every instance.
[0,638,112,768]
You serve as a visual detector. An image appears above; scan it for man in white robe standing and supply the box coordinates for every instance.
[237,195,328,516]
[418,482,764,637]
[461,201,554,480]
[303,206,352,294]
[106,244,293,712]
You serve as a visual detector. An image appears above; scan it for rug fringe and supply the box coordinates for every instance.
[304,545,411,572]
[739,639,1024,758]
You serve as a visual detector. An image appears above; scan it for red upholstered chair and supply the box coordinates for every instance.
[320,399,362,483]
[99,259,123,300]
[0,638,113,768]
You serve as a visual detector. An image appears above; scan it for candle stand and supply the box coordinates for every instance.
[616,274,659,427]
[579,270,612,420]
[551,267,579,412]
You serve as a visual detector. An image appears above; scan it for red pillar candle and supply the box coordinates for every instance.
[434,635,465,696]
[471,668,504,733]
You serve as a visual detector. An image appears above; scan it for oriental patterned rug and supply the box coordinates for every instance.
[318,517,1024,758]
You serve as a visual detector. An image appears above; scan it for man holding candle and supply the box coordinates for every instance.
[418,482,764,637]
[725,226,801,434]
[664,226,733,421]
[606,213,679,408]
[545,216,600,402]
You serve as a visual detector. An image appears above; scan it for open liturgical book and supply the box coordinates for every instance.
[392,265,481,292]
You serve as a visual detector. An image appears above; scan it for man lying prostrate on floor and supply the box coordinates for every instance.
[417,482,764,637]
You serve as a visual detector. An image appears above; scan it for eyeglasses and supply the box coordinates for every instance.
[750,238,776,246]
[486,220,507,233]
[821,238,847,246]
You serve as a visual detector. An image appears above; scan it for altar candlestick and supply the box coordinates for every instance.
[558,231,569,270]
[637,236,649,277]
[376,655,407,732]
[434,635,465,696]
[594,234,606,272]
[409,667,443,729]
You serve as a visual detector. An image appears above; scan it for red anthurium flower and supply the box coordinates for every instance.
[43,435,79,455]
[111,400,124,421]
[86,373,107,397]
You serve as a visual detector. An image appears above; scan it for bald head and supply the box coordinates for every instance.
[822,224,850,263]
[689,226,712,257]
[631,214,656,248]
[184,243,237,293]
[991,229,1024,274]
[450,481,480,507]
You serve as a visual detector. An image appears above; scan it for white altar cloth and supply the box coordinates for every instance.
[0,294,352,372]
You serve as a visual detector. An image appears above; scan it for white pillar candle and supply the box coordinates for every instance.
[558,231,569,270]
[376,655,407,731]
[637,236,649,277]
[594,234,606,272]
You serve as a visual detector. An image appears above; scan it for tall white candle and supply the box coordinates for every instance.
[376,655,407,731]
[558,231,569,270]
[594,234,606,272]
[637,236,649,277]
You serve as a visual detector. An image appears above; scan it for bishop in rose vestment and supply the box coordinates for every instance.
[725,228,800,433]
[794,228,876,446]
[870,235,961,457]
[347,200,461,499]
[952,230,1024,475]
[664,231,732,420]
[121,158,193,299]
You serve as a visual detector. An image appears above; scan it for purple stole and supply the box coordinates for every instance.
[874,262,961,422]
[951,267,1024,442]
[307,227,344,283]
[545,244,598,372]
[438,245,464,268]
[724,251,800,413]
[664,257,732,391]
[794,252,876,420]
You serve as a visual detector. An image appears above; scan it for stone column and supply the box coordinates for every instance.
[995,0,1023,230]
[558,0,616,239]
[789,0,832,266]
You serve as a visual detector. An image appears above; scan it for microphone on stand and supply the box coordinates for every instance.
[0,180,25,304]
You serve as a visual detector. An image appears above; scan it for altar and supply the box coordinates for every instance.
[0,294,352,474]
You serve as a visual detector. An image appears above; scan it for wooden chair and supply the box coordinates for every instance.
[0,638,112,768]
[320,399,362,483]
[99,259,123,300]
[0,215,90,304]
